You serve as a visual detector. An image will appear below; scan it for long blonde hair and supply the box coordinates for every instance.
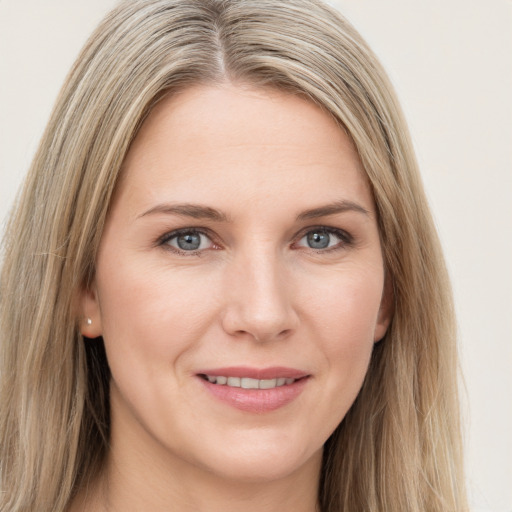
[0,1,467,510]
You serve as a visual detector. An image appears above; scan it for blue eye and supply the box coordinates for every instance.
[162,230,213,252]
[297,228,349,250]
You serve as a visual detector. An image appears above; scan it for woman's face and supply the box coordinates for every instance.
[81,84,391,484]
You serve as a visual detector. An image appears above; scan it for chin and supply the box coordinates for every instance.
[196,439,322,484]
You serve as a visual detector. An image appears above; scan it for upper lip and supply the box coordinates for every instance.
[196,366,309,380]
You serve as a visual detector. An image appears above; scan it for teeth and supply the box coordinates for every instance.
[227,377,240,387]
[240,377,259,389]
[259,378,277,389]
[205,375,297,389]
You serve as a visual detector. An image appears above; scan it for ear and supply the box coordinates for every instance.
[374,275,394,343]
[79,280,103,338]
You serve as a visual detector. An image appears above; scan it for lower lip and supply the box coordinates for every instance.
[199,377,308,413]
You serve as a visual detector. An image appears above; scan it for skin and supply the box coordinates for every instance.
[78,83,391,512]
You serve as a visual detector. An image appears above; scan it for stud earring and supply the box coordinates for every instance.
[86,318,92,326]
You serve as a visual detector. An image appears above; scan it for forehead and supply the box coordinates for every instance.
[114,83,373,218]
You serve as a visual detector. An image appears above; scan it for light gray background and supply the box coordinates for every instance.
[1,1,511,511]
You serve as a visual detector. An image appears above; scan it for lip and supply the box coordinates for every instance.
[196,366,310,413]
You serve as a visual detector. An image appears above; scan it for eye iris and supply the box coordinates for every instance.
[307,231,330,249]
[177,233,201,250]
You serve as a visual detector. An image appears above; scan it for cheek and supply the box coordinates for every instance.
[94,259,223,428]
[304,263,384,343]
[96,256,220,370]
[303,267,383,406]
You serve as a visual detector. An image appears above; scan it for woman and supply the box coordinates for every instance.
[0,0,467,510]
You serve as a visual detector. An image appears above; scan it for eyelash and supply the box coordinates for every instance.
[157,228,217,256]
[157,226,354,256]
[294,226,354,253]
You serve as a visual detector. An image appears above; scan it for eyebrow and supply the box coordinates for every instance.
[138,199,369,223]
[138,203,230,222]
[296,200,370,221]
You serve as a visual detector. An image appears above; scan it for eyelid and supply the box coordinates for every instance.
[292,225,354,250]
[157,227,219,254]
[155,225,354,255]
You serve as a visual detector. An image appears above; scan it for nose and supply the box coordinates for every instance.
[220,250,299,343]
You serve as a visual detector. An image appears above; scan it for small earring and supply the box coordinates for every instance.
[86,318,92,325]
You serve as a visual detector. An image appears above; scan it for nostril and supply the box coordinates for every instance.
[276,328,293,339]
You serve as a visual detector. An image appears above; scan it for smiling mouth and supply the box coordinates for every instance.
[199,374,301,389]
[198,369,309,412]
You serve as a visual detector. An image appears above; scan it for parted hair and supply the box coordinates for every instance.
[0,0,467,510]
